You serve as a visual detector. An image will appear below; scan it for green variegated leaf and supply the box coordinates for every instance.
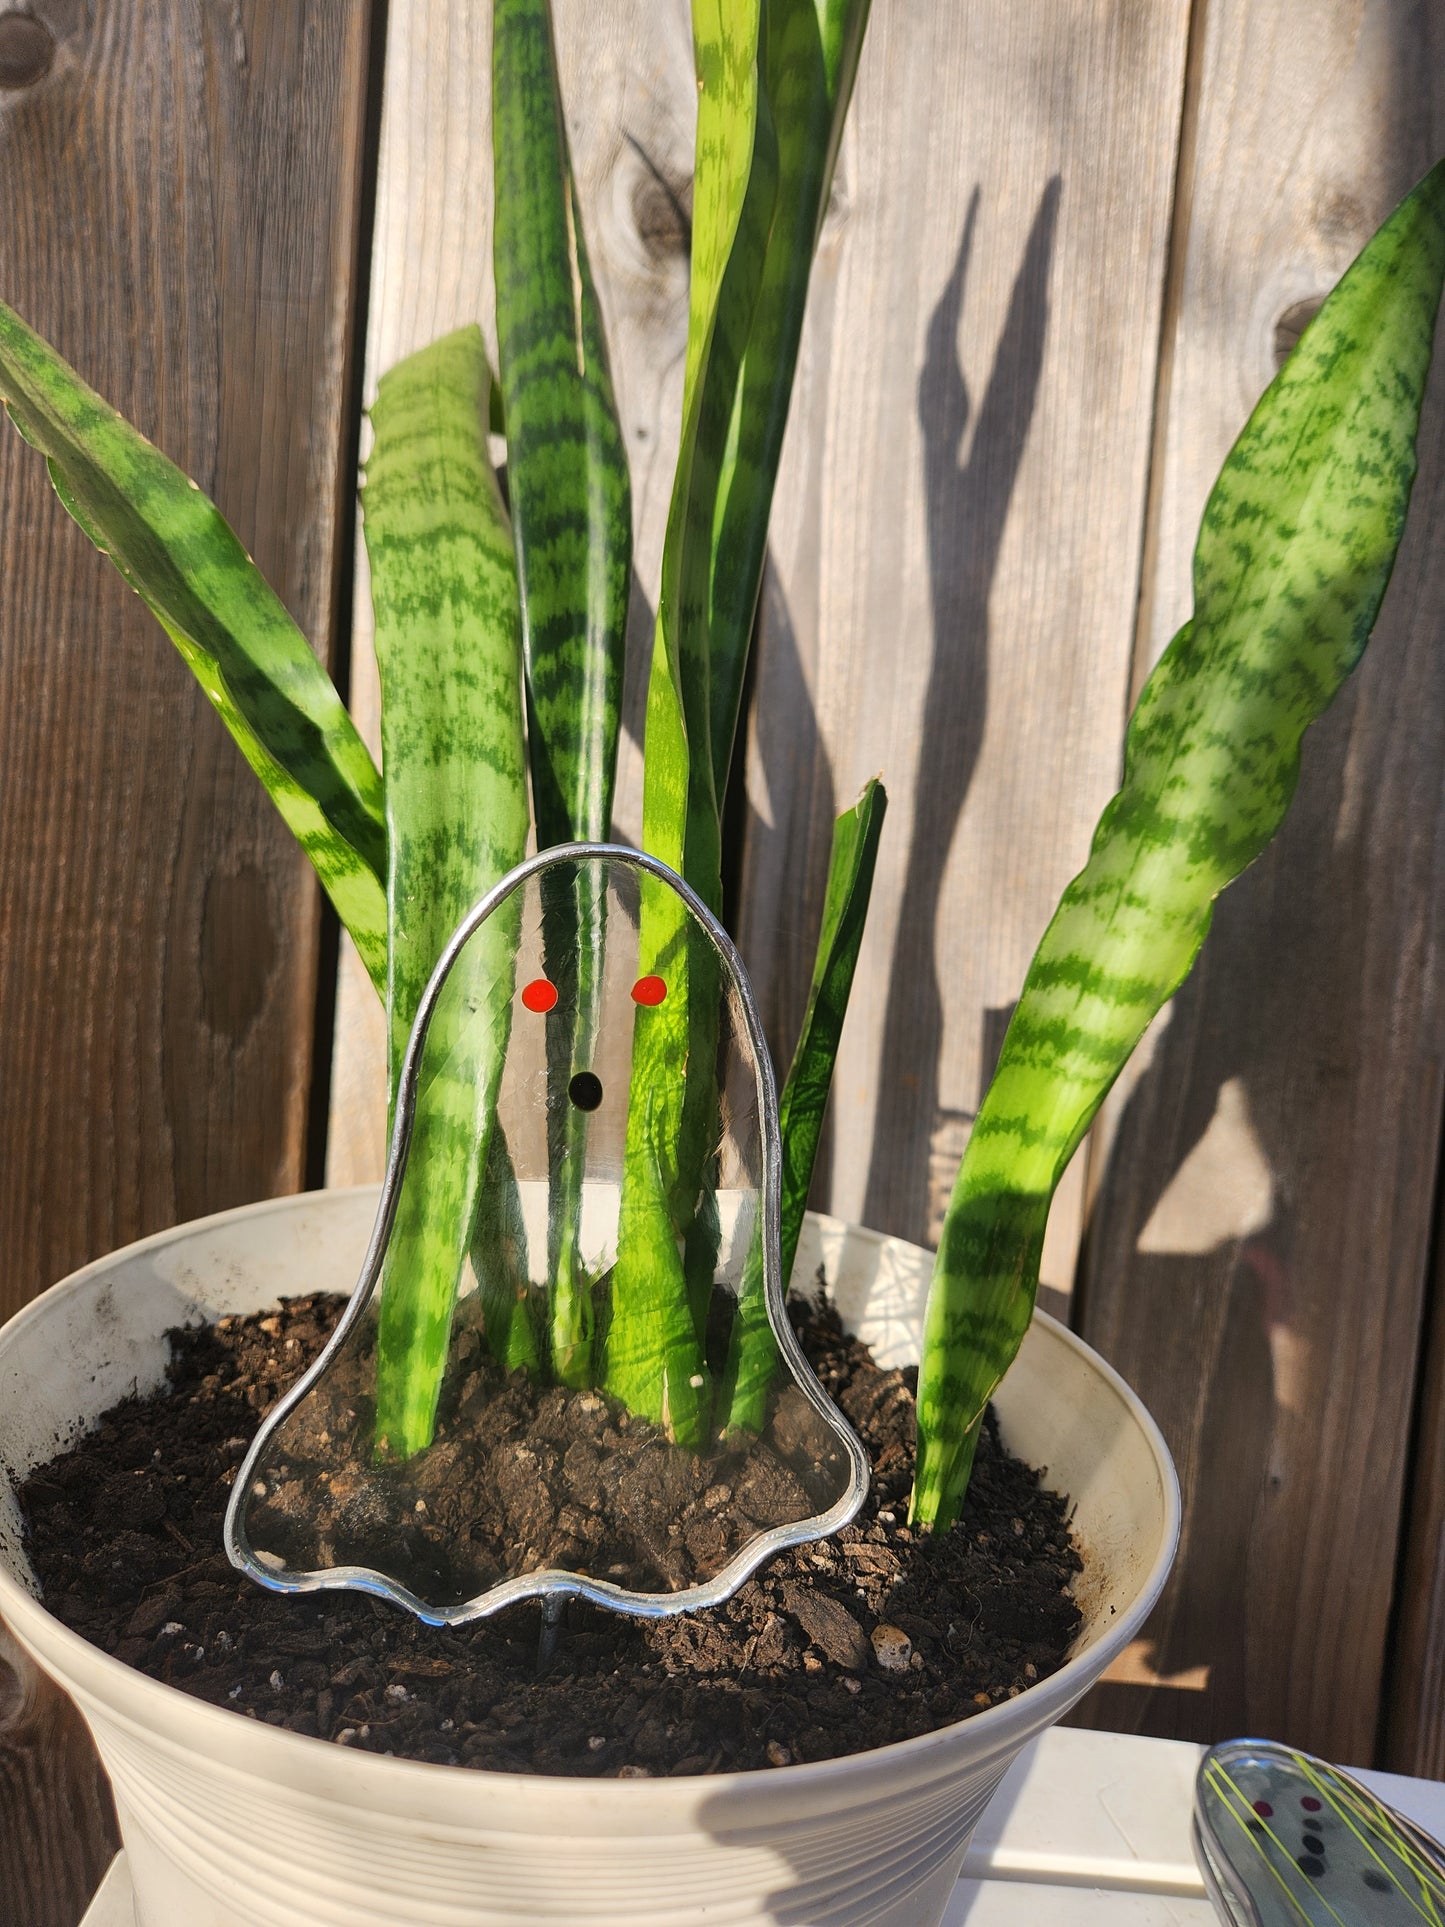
[604,0,765,1443]
[723,777,886,1434]
[363,326,530,1457]
[493,0,629,854]
[912,159,1445,1530]
[708,0,871,790]
[0,299,388,988]
[641,0,767,900]
[610,0,876,1436]
[493,0,632,1386]
[776,778,886,1283]
[638,0,871,898]
[472,1123,543,1377]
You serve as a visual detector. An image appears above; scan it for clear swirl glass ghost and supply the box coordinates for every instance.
[225,846,868,1622]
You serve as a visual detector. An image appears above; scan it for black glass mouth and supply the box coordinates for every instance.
[568,1070,603,1112]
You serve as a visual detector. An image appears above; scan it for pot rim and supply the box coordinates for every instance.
[0,1188,1181,1803]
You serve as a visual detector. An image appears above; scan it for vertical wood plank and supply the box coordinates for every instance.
[736,3,1192,1315]
[0,1623,116,1927]
[326,0,698,1178]
[1072,0,1445,1762]
[0,2,380,1917]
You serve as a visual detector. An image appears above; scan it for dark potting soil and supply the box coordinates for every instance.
[240,1291,858,1602]
[19,1289,1082,1777]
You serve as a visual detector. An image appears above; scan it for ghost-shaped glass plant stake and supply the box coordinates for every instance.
[224,845,869,1622]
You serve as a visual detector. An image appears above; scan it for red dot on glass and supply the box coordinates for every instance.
[1253,1801,1274,1818]
[632,975,667,1007]
[521,977,558,1013]
[1300,1797,1322,1812]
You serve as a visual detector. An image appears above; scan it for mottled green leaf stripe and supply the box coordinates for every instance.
[606,979,715,1448]
[723,778,887,1434]
[492,0,632,1384]
[363,327,530,1456]
[606,0,764,1438]
[640,0,764,896]
[707,0,872,792]
[492,0,629,852]
[604,880,715,1446]
[0,299,389,989]
[912,161,1445,1530]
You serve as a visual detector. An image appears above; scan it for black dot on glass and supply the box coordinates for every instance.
[1247,1819,1266,1833]
[1302,1834,1324,1854]
[1297,1854,1325,1878]
[1362,1870,1392,1893]
[568,1070,603,1112]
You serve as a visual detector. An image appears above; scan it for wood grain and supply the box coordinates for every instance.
[734,2,1191,1311]
[0,1623,116,1927]
[326,0,698,1181]
[1072,0,1445,1764]
[0,0,380,1915]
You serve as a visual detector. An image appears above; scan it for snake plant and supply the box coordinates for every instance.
[0,0,880,1463]
[9,0,1431,1539]
[912,157,1445,1529]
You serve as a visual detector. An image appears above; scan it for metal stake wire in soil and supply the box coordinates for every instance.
[536,1596,565,1675]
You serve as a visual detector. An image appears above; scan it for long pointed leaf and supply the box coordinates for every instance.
[707,0,871,790]
[605,0,764,1442]
[647,0,872,873]
[493,0,632,1386]
[364,327,530,1456]
[776,778,887,1282]
[0,300,388,988]
[912,160,1445,1530]
[641,0,766,896]
[492,0,630,853]
[723,777,886,1432]
[472,1123,543,1376]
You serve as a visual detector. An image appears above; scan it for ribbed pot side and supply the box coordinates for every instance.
[0,1189,1180,1927]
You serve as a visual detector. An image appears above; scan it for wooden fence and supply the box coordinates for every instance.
[1,2,1443,1919]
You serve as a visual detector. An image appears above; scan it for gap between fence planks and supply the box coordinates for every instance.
[0,2,382,1920]
[1071,0,1445,1766]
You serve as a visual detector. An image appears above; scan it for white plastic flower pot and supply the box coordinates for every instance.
[0,1188,1179,1927]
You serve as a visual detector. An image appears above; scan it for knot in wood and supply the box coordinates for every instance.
[0,12,54,89]
[1273,298,1324,370]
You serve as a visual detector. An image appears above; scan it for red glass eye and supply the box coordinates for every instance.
[521,977,558,1013]
[631,975,667,1007]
